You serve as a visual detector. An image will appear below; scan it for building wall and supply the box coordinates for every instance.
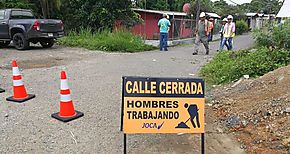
[131,11,193,40]
[132,12,161,40]
[178,19,194,39]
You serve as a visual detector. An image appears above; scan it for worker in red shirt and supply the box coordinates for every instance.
[208,18,214,42]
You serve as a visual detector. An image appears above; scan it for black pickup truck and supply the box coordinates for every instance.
[0,9,64,50]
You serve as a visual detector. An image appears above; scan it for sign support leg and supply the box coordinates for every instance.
[201,133,205,154]
[124,133,127,154]
[120,103,124,131]
[120,77,125,131]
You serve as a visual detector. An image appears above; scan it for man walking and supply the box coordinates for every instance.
[221,15,235,50]
[218,18,229,51]
[208,18,214,42]
[193,12,210,55]
[158,14,171,51]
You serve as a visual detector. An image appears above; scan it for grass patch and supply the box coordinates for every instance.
[177,43,193,47]
[58,28,157,52]
[200,47,290,85]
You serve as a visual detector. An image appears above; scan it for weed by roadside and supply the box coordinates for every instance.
[236,20,248,35]
[253,19,290,49]
[58,28,157,52]
[200,47,290,85]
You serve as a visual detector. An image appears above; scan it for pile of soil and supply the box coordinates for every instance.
[208,65,290,153]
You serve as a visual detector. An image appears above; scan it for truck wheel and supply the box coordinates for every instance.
[0,41,10,48]
[13,33,29,50]
[40,39,54,48]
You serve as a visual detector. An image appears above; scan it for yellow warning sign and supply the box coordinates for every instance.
[122,77,205,134]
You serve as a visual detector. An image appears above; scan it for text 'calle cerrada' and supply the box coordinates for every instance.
[124,77,204,97]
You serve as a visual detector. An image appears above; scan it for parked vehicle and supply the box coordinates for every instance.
[0,9,64,50]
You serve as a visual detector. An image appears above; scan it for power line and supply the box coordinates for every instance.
[227,0,239,5]
[195,0,200,28]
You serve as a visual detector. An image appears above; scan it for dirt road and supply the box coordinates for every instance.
[0,34,254,153]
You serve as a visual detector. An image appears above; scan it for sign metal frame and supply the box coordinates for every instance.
[121,76,205,154]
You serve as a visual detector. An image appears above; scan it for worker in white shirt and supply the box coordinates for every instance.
[221,15,235,50]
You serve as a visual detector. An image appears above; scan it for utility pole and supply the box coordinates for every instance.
[195,0,200,28]
[166,0,168,10]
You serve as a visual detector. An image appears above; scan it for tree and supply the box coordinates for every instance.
[212,0,228,16]
[134,0,170,10]
[239,0,282,14]
[0,0,36,10]
[34,0,61,18]
[59,0,139,31]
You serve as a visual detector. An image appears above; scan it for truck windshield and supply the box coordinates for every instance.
[0,10,4,19]
[11,10,35,19]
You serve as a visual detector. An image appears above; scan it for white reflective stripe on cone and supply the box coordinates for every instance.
[12,67,21,76]
[61,79,69,90]
[13,80,24,86]
[60,94,72,102]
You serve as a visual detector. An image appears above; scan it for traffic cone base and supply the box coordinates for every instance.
[6,94,35,103]
[51,110,84,122]
[0,88,5,93]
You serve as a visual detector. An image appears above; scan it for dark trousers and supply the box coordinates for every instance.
[193,35,209,54]
[220,35,229,50]
[208,32,213,42]
[160,33,168,51]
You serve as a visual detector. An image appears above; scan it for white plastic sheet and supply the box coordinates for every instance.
[277,0,290,17]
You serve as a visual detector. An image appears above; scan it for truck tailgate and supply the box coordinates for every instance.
[39,19,63,32]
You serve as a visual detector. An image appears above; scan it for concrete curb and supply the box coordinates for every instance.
[145,34,221,47]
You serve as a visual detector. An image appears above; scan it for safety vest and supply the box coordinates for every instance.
[198,20,209,36]
[223,22,235,38]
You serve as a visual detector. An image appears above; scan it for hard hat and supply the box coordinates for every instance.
[222,18,228,22]
[163,14,168,18]
[209,18,214,21]
[227,15,233,19]
[199,12,206,18]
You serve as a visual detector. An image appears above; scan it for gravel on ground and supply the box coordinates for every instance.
[0,34,254,153]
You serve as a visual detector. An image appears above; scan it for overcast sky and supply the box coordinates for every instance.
[211,0,252,5]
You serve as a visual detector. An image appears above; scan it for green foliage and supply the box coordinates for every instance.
[38,0,62,18]
[0,0,37,12]
[253,20,290,49]
[58,0,140,32]
[235,20,248,35]
[0,0,61,18]
[200,47,290,85]
[58,28,156,52]
[252,29,273,47]
[1,0,140,31]
[246,0,282,14]
[213,0,243,17]
[134,0,185,11]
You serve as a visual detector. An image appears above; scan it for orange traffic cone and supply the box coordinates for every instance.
[51,71,83,122]
[6,60,35,102]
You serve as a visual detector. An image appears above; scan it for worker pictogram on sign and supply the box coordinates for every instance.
[176,103,201,129]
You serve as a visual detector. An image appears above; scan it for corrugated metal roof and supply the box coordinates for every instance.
[206,12,221,18]
[246,13,275,17]
[132,8,187,16]
[132,8,221,18]
[246,13,258,17]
